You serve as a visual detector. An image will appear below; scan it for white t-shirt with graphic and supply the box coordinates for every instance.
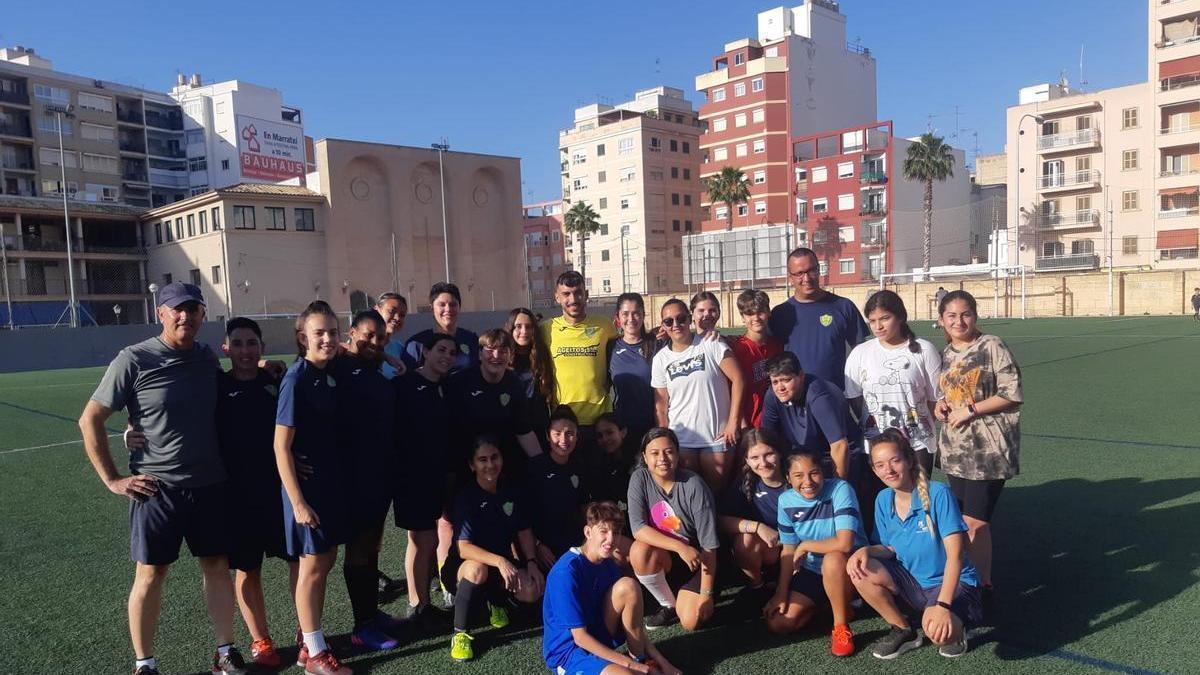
[651,335,732,451]
[844,337,942,451]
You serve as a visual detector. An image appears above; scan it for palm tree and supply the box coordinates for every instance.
[902,133,956,272]
[703,166,751,231]
[563,201,603,286]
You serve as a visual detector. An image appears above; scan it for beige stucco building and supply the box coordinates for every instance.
[1006,0,1200,273]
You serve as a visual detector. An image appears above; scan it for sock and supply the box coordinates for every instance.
[454,580,480,632]
[343,563,379,628]
[216,643,233,657]
[135,656,156,670]
[302,630,327,656]
[636,572,676,609]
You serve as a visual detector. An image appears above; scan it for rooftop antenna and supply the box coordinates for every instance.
[1079,44,1088,92]
[655,57,661,75]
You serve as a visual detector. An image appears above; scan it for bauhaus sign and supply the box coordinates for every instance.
[237,114,305,182]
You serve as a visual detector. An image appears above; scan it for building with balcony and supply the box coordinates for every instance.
[559,86,702,296]
[789,120,974,285]
[1006,0,1200,274]
[522,201,567,308]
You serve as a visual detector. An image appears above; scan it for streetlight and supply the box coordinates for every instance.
[1013,113,1045,270]
[431,140,451,282]
[148,282,159,324]
[46,103,79,327]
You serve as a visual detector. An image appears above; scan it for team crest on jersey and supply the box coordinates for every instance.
[570,475,579,488]
[460,343,469,354]
[264,384,278,398]
[502,501,514,516]
[499,393,510,407]
[666,354,705,380]
[820,314,833,327]
[584,326,598,339]
[327,375,337,387]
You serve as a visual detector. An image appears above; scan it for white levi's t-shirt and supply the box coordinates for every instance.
[651,335,733,451]
[843,337,942,451]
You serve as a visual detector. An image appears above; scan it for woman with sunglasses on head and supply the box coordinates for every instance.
[651,299,745,494]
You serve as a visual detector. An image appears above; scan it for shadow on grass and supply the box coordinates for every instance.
[989,476,1200,667]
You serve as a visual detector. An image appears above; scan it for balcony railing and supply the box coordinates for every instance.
[1156,33,1200,49]
[119,138,146,153]
[148,168,189,188]
[859,204,887,216]
[1158,205,1200,219]
[0,121,32,137]
[1160,122,1200,135]
[1160,167,1200,177]
[860,170,887,184]
[0,88,29,105]
[123,170,149,183]
[861,228,886,246]
[1037,169,1101,191]
[144,110,183,130]
[1161,72,1200,92]
[1039,209,1099,229]
[1035,253,1099,271]
[147,143,185,159]
[116,108,144,125]
[1037,128,1100,152]
[560,161,569,173]
[1,157,35,171]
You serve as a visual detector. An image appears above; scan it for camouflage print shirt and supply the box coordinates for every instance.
[936,334,1023,481]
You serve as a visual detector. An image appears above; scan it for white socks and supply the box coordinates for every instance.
[303,629,328,656]
[636,572,676,608]
[135,656,156,670]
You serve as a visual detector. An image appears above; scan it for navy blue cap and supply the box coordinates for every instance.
[158,281,206,308]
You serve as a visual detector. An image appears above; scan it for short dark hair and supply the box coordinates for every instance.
[585,501,625,529]
[689,291,720,313]
[375,292,408,308]
[549,404,579,428]
[423,332,457,351]
[787,247,818,265]
[765,351,802,378]
[736,289,770,315]
[429,282,462,305]
[352,309,385,331]
[225,316,262,339]
[556,270,585,290]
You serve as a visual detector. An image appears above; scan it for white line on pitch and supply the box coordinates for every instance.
[0,433,120,456]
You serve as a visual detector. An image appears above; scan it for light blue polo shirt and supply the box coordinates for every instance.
[776,478,868,574]
[873,480,980,589]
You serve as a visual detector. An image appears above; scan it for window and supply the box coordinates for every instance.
[81,153,118,174]
[1122,150,1138,170]
[765,46,778,57]
[154,223,163,245]
[34,84,70,103]
[683,168,690,180]
[597,171,606,183]
[295,208,315,231]
[682,142,690,154]
[164,221,173,242]
[211,265,222,284]
[819,260,828,276]
[713,117,727,132]
[673,219,681,231]
[265,207,286,230]
[712,88,726,102]
[175,217,183,240]
[753,170,766,184]
[812,198,828,213]
[190,269,201,286]
[839,226,855,243]
[713,147,728,161]
[838,194,855,211]
[669,139,678,152]
[1075,156,1091,173]
[1122,190,1138,211]
[715,206,728,220]
[1042,120,1060,136]
[600,223,609,235]
[671,167,679,179]
[754,201,766,215]
[233,205,256,229]
[220,159,230,171]
[752,108,765,123]
[812,166,828,183]
[735,143,748,157]
[39,147,78,167]
[620,198,631,210]
[1122,108,1138,129]
[751,77,764,92]
[187,214,195,237]
[1072,239,1094,255]
[618,138,634,154]
[1076,195,1092,212]
[649,137,662,152]
[734,82,746,97]
[81,123,115,143]
[839,259,854,274]
[572,151,587,165]
[38,114,72,136]
[551,231,561,242]
[649,169,663,181]
[211,207,221,230]
[734,53,744,66]
[1076,115,1091,131]
[163,273,173,285]
[598,197,608,209]
[684,194,692,206]
[188,156,207,172]
[597,143,605,157]
[602,278,611,294]
[684,220,693,231]
[738,204,748,216]
[735,112,747,127]
[1122,236,1138,254]
[573,178,587,191]
[78,92,113,113]
[621,168,636,182]
[837,162,854,179]
[753,139,766,154]
[186,129,205,145]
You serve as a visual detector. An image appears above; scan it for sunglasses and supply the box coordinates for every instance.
[661,314,691,327]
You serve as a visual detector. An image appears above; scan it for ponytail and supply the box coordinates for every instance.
[902,322,920,354]
[914,462,938,542]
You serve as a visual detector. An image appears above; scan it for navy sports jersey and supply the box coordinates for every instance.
[393,370,451,475]
[589,448,633,509]
[329,353,396,512]
[405,327,479,375]
[452,480,530,557]
[608,337,656,437]
[761,376,864,457]
[768,293,869,388]
[512,352,550,452]
[448,367,533,472]
[216,369,280,510]
[527,453,592,556]
[719,476,787,525]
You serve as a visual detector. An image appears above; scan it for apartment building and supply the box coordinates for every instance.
[522,201,567,308]
[791,120,973,285]
[1006,0,1200,273]
[559,86,702,296]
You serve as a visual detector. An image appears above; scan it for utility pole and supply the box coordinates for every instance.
[50,105,79,327]
[0,222,12,330]
[1108,195,1115,317]
[431,140,451,281]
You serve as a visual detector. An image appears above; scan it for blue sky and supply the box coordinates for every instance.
[4,1,1146,203]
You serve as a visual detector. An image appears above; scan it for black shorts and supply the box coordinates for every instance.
[130,481,230,566]
[394,472,450,532]
[665,551,705,596]
[946,476,1006,522]
[228,503,292,572]
[439,548,519,596]
[788,567,828,606]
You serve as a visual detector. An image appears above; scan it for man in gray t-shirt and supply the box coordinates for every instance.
[79,282,248,675]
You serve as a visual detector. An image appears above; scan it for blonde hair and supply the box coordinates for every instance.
[874,429,937,541]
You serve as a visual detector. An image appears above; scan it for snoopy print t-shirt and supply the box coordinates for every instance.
[844,337,943,451]
[626,466,720,551]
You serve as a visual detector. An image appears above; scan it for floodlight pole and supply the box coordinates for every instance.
[51,105,80,328]
[432,141,451,282]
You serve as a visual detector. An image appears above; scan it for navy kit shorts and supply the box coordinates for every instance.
[282,485,350,557]
[393,472,451,532]
[227,504,292,572]
[788,567,829,606]
[129,481,230,566]
[881,557,982,627]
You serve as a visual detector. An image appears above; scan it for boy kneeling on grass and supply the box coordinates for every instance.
[543,501,681,675]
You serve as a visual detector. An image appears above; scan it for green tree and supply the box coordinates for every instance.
[902,133,956,272]
[563,201,603,286]
[703,166,751,231]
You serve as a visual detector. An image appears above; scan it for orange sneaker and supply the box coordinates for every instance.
[831,623,856,657]
[251,638,281,669]
[305,650,352,675]
[295,630,308,667]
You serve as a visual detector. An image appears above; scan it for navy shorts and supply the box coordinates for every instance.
[228,504,292,572]
[788,566,829,605]
[282,484,350,557]
[881,557,982,627]
[554,626,625,675]
[394,471,450,532]
[129,481,230,566]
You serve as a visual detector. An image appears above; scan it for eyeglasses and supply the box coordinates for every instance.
[788,268,820,278]
[661,314,690,327]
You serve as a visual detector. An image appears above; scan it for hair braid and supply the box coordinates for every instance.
[914,463,938,542]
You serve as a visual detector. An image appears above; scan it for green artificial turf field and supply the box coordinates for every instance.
[2,316,1198,674]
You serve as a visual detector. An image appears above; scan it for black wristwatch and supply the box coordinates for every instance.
[936,600,953,611]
